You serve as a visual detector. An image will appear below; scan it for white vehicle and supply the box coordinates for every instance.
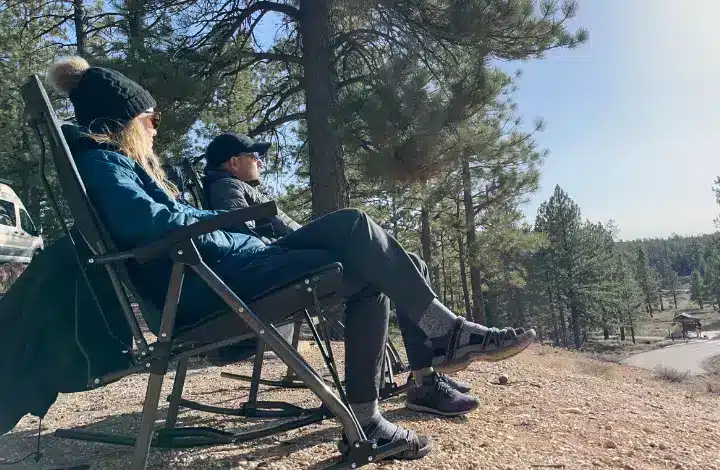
[0,181,44,263]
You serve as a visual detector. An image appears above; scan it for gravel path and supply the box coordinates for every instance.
[1,344,719,470]
[621,336,720,375]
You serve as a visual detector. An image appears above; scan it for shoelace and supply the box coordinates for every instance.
[430,375,456,397]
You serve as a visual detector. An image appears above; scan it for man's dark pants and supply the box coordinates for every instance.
[212,209,438,404]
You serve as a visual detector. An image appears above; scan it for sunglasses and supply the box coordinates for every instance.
[237,153,261,161]
[139,111,162,129]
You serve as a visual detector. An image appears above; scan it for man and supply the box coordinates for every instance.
[202,132,480,417]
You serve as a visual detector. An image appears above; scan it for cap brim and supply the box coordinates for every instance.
[251,142,272,156]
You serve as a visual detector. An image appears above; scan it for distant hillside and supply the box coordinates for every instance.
[618,233,718,276]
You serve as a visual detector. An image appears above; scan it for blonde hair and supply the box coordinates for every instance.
[90,118,179,198]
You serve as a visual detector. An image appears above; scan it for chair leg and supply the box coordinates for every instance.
[190,261,366,444]
[130,372,166,470]
[284,319,304,381]
[248,340,266,404]
[165,357,189,430]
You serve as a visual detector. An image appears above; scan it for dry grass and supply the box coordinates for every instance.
[653,365,690,383]
[2,344,720,470]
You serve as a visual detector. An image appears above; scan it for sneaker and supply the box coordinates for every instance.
[406,373,471,394]
[438,374,471,394]
[405,373,480,417]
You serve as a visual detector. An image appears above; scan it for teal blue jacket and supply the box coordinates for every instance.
[63,126,269,324]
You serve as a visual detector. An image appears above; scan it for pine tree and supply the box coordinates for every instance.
[634,247,659,316]
[612,252,645,344]
[690,269,705,309]
[534,186,614,348]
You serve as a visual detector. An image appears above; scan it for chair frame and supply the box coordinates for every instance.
[21,74,407,469]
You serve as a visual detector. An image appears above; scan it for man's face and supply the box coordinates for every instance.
[226,153,262,182]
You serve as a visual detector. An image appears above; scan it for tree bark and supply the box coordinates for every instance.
[546,274,560,346]
[558,303,568,347]
[570,302,582,349]
[125,0,148,58]
[457,199,472,316]
[73,0,86,55]
[462,155,484,323]
[672,288,678,309]
[299,0,347,219]
[420,204,434,288]
[440,232,448,305]
[601,307,610,340]
[659,293,665,311]
[620,325,626,341]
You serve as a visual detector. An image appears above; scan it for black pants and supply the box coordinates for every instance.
[214,209,437,403]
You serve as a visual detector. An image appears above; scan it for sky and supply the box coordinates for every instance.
[500,0,720,240]
[253,1,720,241]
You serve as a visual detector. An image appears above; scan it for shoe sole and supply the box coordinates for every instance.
[338,438,432,461]
[434,329,537,374]
[404,401,479,417]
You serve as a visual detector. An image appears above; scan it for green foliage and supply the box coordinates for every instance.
[691,269,705,308]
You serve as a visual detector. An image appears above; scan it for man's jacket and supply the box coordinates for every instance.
[202,168,300,242]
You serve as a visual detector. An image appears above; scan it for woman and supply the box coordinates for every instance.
[47,56,536,460]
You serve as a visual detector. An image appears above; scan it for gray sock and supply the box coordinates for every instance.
[418,298,489,343]
[349,400,400,439]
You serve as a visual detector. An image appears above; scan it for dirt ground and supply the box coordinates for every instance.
[1,344,719,470]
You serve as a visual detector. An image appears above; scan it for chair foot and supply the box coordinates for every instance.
[174,397,333,419]
[379,380,412,401]
[220,371,335,388]
[327,440,409,469]
[54,412,328,450]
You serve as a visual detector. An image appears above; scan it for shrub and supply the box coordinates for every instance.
[0,263,26,294]
[654,366,689,383]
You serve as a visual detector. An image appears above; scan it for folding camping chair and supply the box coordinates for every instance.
[178,155,411,401]
[22,74,408,469]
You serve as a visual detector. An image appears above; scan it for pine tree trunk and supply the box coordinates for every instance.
[73,0,86,55]
[440,233,448,306]
[459,236,471,316]
[620,326,626,341]
[462,156,484,323]
[570,303,582,349]
[516,289,526,326]
[659,294,665,311]
[299,0,347,219]
[601,307,610,340]
[457,199,472,316]
[673,290,678,309]
[420,204,434,288]
[558,304,568,347]
[546,277,560,346]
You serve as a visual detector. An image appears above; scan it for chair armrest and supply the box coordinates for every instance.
[133,201,278,261]
[92,202,278,264]
[132,201,278,261]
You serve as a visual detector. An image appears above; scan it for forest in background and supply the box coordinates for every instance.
[2,0,720,349]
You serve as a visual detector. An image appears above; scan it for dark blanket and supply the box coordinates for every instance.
[0,228,133,436]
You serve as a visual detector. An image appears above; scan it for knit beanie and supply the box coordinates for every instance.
[47,56,156,133]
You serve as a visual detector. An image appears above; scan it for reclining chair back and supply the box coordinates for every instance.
[182,155,208,209]
[21,74,151,355]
